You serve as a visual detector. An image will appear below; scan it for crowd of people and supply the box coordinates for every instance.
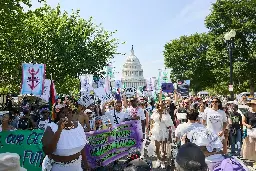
[0,92,256,171]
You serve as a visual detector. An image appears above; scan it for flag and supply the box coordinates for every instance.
[21,63,45,95]
[49,80,56,120]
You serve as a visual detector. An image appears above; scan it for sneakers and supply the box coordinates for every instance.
[155,160,165,169]
[161,162,165,169]
[155,159,161,168]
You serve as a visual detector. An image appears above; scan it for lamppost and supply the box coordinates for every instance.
[224,29,236,100]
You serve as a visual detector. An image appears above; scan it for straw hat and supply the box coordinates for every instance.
[0,153,26,171]
[247,99,256,105]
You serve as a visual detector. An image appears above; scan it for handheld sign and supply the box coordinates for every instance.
[0,130,44,171]
[161,83,174,93]
[84,120,143,168]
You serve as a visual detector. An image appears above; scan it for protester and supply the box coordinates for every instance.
[187,127,249,171]
[0,112,16,131]
[202,97,228,154]
[103,100,129,126]
[41,106,88,171]
[78,105,90,132]
[175,109,204,146]
[0,152,27,171]
[17,109,35,130]
[228,103,242,156]
[146,101,173,169]
[38,108,51,130]
[175,142,208,171]
[242,99,256,160]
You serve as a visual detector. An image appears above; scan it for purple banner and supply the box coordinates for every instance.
[85,120,143,168]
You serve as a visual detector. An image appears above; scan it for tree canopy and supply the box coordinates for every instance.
[164,0,256,94]
[0,1,120,94]
[164,33,215,92]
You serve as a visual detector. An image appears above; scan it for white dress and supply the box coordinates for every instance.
[146,112,174,157]
[151,111,173,141]
[42,122,88,171]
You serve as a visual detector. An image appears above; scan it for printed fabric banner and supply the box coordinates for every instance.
[0,130,44,171]
[85,120,143,168]
[21,63,45,95]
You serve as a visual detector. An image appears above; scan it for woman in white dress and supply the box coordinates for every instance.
[147,101,173,169]
[42,106,88,171]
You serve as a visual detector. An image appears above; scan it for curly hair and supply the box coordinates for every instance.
[54,106,72,123]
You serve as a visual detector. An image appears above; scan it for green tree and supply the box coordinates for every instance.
[164,33,215,92]
[0,0,31,93]
[205,0,256,95]
[0,3,120,94]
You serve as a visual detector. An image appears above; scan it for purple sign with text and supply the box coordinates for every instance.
[85,120,143,168]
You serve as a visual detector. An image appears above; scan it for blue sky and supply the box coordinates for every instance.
[30,0,216,79]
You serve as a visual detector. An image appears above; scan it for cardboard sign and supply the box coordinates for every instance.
[0,130,44,171]
[85,121,143,168]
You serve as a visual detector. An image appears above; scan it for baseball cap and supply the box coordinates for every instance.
[176,143,207,171]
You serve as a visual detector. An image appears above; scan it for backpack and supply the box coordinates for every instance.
[213,155,249,171]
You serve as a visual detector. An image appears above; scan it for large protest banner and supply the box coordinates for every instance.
[0,130,44,171]
[85,120,143,168]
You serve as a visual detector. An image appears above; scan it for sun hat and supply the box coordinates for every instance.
[187,127,223,152]
[176,143,207,171]
[84,109,92,113]
[247,99,256,105]
[0,153,26,171]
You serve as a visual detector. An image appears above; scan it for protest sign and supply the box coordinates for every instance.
[161,83,174,93]
[85,120,143,168]
[0,130,44,171]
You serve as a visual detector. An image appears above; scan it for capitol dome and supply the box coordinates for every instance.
[121,45,146,88]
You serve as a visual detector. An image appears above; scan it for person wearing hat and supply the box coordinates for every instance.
[0,153,27,171]
[93,116,108,131]
[228,103,242,156]
[186,127,249,171]
[175,142,208,171]
[241,99,256,161]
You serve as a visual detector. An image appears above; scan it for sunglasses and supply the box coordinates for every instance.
[211,100,218,103]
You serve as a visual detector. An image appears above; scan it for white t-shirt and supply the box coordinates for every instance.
[128,107,146,121]
[38,119,50,130]
[175,122,205,138]
[105,110,128,126]
[203,108,227,134]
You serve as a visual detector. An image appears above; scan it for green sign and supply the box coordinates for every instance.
[0,130,44,171]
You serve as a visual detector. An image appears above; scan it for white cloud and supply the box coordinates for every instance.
[174,0,215,24]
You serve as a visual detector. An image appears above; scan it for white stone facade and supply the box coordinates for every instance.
[121,45,146,88]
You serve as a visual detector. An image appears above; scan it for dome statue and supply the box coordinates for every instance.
[121,45,146,88]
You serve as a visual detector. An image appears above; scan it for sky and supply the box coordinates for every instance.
[30,0,216,79]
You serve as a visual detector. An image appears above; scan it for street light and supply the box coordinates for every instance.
[224,29,236,100]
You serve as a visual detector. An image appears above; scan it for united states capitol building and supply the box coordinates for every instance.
[121,45,146,88]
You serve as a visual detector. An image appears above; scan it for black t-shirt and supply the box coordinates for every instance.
[244,112,256,128]
[17,117,33,130]
[230,112,242,130]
